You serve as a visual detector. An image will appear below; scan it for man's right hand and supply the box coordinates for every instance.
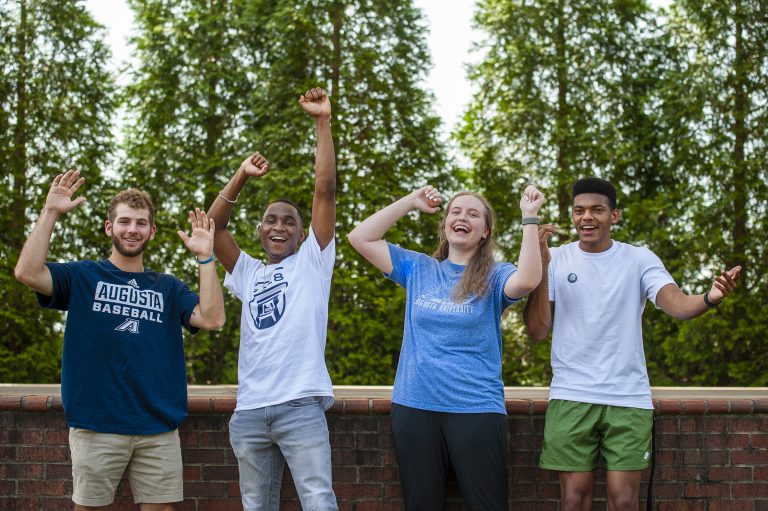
[239,152,270,178]
[45,169,86,214]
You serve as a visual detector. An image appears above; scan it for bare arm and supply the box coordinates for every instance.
[347,186,442,274]
[504,185,545,299]
[14,170,86,295]
[299,87,336,249]
[207,153,270,273]
[655,266,741,320]
[523,224,558,340]
[178,208,225,330]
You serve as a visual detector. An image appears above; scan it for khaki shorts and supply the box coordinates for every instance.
[539,399,653,472]
[69,428,183,506]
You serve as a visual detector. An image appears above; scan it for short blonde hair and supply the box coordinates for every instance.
[108,189,155,225]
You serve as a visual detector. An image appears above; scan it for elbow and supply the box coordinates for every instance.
[14,263,32,287]
[525,322,550,341]
[346,230,363,252]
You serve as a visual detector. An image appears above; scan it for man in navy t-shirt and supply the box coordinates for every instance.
[15,170,225,511]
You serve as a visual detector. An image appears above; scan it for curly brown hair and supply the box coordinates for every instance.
[108,189,155,225]
[432,191,498,302]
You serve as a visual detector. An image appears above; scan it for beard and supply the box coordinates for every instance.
[111,234,150,257]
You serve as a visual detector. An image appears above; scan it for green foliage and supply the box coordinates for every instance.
[460,0,768,386]
[0,0,116,382]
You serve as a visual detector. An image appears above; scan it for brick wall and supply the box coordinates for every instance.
[1,388,766,510]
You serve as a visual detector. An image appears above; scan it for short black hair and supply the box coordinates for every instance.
[269,198,305,225]
[572,177,617,209]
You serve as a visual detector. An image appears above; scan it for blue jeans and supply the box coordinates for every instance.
[229,397,338,511]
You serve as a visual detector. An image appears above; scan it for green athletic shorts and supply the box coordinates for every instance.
[539,399,653,472]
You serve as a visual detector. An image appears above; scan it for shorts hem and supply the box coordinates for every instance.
[539,463,596,472]
[134,493,184,504]
[605,464,650,472]
[72,495,114,507]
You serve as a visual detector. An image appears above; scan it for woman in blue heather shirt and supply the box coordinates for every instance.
[348,184,544,510]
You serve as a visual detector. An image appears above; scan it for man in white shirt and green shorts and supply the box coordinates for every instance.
[523,177,741,511]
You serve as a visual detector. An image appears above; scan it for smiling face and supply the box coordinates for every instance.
[443,194,491,256]
[572,193,619,253]
[258,201,306,264]
[105,203,156,258]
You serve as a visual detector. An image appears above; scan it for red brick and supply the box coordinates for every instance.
[49,396,63,410]
[708,466,752,481]
[652,481,684,498]
[330,432,355,449]
[530,400,548,415]
[680,417,702,432]
[684,482,729,497]
[753,399,768,413]
[344,399,370,414]
[0,396,22,411]
[0,497,40,511]
[383,483,402,499]
[183,448,229,464]
[732,448,768,465]
[709,502,754,511]
[682,399,707,414]
[212,398,236,413]
[753,433,768,449]
[683,449,728,465]
[506,400,531,414]
[731,417,764,432]
[197,501,245,511]
[20,429,45,445]
[656,417,678,433]
[18,479,68,495]
[370,400,391,414]
[328,401,344,414]
[202,465,240,481]
[706,400,731,413]
[19,446,67,462]
[45,429,69,446]
[333,483,383,499]
[225,481,241,497]
[702,416,727,432]
[729,400,755,413]
[332,465,358,482]
[658,502,703,511]
[0,462,44,479]
[184,481,227,498]
[183,465,201,481]
[21,396,51,411]
[359,466,398,482]
[188,397,213,413]
[45,463,72,479]
[356,503,403,511]
[657,400,684,414]
[733,483,768,497]
[41,497,79,511]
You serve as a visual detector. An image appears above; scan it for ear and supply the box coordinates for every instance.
[105,219,113,236]
[482,227,490,239]
[150,224,157,240]
[611,209,620,225]
[299,229,307,243]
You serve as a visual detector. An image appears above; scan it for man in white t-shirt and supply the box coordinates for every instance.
[523,177,741,511]
[207,87,337,511]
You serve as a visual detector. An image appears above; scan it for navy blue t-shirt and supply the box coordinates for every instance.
[38,260,200,434]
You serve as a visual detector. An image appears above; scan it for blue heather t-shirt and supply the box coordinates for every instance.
[386,243,518,414]
[38,260,200,435]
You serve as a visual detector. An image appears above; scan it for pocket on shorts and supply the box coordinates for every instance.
[286,396,319,408]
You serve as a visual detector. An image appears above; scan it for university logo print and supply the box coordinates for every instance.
[248,282,288,329]
[115,318,140,334]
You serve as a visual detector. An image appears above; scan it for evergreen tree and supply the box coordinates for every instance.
[0,0,116,382]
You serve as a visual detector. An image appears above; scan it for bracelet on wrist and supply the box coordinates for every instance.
[521,217,540,225]
[197,254,215,265]
[703,291,720,308]
[218,191,237,204]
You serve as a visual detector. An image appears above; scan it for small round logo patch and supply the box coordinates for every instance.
[644,451,650,460]
[567,273,578,283]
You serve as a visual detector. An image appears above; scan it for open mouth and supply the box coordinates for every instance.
[580,225,598,233]
[269,235,287,244]
[452,224,470,233]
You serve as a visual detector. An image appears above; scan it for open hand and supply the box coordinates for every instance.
[178,208,215,259]
[45,169,86,214]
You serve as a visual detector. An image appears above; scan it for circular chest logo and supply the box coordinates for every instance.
[567,273,578,283]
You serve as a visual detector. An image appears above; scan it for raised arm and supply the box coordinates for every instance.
[523,224,558,340]
[347,186,442,273]
[655,266,742,320]
[503,185,545,299]
[299,87,336,249]
[14,169,86,296]
[207,153,270,273]
[178,208,225,330]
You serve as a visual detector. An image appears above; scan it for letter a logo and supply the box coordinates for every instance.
[115,319,140,334]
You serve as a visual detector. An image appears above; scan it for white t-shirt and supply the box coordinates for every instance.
[547,241,675,409]
[224,227,335,411]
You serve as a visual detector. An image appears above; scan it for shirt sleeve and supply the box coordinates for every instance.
[384,243,422,288]
[496,262,519,309]
[176,279,201,334]
[296,226,336,278]
[639,248,676,307]
[36,262,74,310]
[224,251,262,300]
